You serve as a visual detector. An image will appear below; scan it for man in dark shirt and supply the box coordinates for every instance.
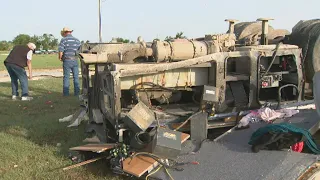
[58,27,81,96]
[4,42,36,101]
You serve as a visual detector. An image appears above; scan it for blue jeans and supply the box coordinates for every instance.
[63,59,80,96]
[5,63,29,97]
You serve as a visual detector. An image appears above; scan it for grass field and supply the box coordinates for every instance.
[0,54,62,71]
[0,78,122,180]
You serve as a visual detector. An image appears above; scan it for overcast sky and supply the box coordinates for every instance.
[1,0,319,42]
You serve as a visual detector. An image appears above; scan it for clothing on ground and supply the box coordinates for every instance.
[249,123,320,154]
[237,107,299,128]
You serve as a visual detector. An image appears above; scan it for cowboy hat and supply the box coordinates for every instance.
[27,42,36,50]
[61,27,73,32]
[60,27,73,36]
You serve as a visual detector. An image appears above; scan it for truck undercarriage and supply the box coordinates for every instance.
[66,18,320,179]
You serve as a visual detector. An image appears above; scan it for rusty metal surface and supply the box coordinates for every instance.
[120,67,208,89]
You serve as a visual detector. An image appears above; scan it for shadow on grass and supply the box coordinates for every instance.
[0,78,126,180]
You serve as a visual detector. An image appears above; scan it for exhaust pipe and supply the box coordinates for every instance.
[257,18,274,45]
[225,19,239,34]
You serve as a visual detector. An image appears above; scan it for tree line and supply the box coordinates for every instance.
[0,34,59,51]
[0,32,187,51]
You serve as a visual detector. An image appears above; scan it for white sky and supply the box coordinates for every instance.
[0,0,319,42]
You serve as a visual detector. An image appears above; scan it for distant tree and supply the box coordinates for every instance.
[165,32,187,41]
[116,37,131,43]
[0,41,12,51]
[29,34,58,50]
[12,34,31,46]
[175,32,186,39]
[31,35,41,49]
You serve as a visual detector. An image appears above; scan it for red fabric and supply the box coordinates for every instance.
[291,142,304,152]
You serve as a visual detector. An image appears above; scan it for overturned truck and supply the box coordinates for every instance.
[70,18,320,179]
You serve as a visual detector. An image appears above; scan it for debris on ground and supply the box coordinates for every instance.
[237,107,299,128]
[248,123,320,154]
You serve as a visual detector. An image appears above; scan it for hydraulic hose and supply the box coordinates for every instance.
[277,84,299,109]
[261,42,282,78]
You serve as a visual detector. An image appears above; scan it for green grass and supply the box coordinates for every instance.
[0,78,123,180]
[0,54,62,71]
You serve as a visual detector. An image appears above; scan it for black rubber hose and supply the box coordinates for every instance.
[261,42,282,78]
[277,84,299,109]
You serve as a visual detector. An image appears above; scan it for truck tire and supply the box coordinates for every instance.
[288,19,320,83]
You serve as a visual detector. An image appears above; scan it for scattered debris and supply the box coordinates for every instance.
[45,101,52,105]
[58,115,73,122]
[58,107,88,127]
[83,135,101,143]
[63,156,108,171]
[237,107,299,128]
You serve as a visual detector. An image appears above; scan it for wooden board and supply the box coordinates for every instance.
[122,132,190,177]
[69,144,116,153]
[181,133,190,143]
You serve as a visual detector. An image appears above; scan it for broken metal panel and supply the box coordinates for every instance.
[122,102,155,133]
[148,128,182,159]
[92,109,104,124]
[190,112,208,142]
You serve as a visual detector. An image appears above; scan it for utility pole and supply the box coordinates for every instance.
[98,0,102,42]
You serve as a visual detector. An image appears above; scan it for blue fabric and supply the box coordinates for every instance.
[63,60,80,96]
[249,123,320,154]
[5,63,29,96]
[58,34,81,60]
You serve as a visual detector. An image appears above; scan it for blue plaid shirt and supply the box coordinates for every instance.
[58,34,81,60]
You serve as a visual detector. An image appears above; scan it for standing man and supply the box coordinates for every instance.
[58,27,81,96]
[4,42,36,101]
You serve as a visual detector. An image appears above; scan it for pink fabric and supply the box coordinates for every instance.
[291,142,304,152]
[238,108,299,128]
[259,108,299,122]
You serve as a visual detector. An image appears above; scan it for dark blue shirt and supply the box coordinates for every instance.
[58,34,81,60]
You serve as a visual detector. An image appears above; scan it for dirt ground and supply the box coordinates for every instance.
[0,68,92,82]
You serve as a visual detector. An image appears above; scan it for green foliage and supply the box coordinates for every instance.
[165,31,187,41]
[12,34,59,50]
[0,41,13,51]
[116,37,131,43]
[12,34,32,46]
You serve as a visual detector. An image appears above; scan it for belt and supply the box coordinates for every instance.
[63,57,78,60]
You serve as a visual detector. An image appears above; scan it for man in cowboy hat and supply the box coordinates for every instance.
[58,27,81,96]
[4,42,36,101]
